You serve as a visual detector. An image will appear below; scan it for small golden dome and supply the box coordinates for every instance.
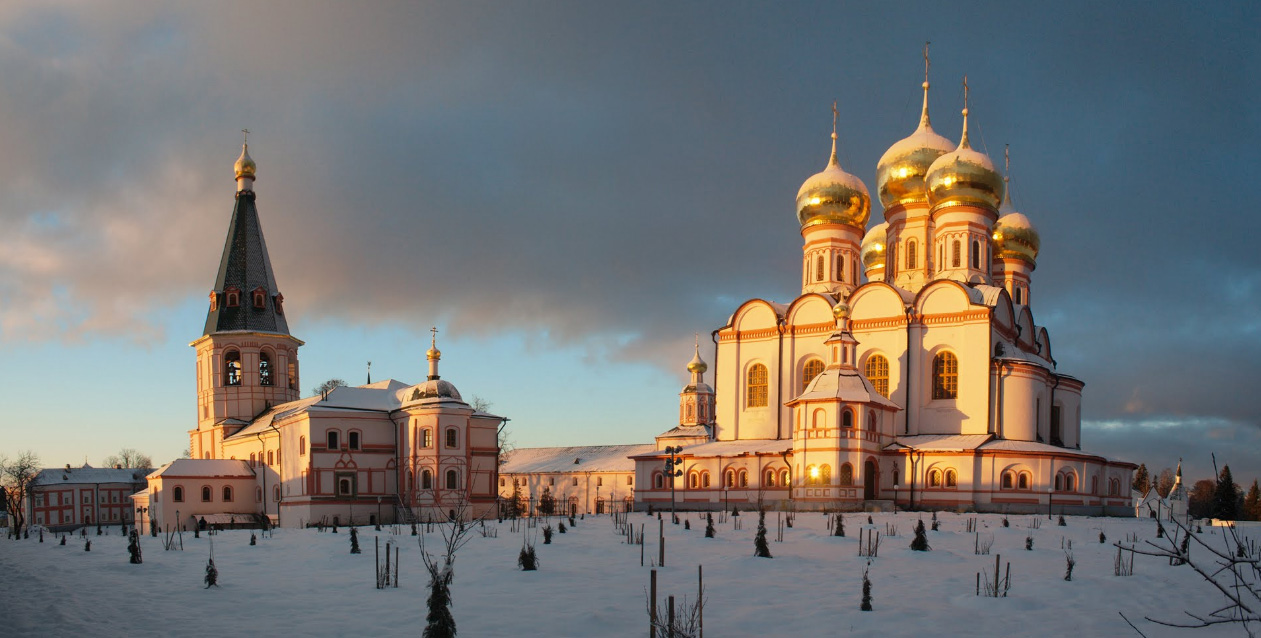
[832,299,850,320]
[925,96,1004,211]
[860,222,888,271]
[234,143,256,180]
[426,346,441,361]
[686,339,707,374]
[797,113,870,230]
[876,82,955,210]
[991,212,1040,265]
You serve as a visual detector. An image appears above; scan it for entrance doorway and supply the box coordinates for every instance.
[863,459,878,500]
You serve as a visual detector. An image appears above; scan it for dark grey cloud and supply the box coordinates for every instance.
[0,2,1258,433]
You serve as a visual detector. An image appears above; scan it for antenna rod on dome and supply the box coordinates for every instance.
[919,42,933,128]
[959,76,971,149]
[829,100,839,167]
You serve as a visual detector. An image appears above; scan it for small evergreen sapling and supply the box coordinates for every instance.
[423,564,455,638]
[867,515,873,525]
[558,522,567,534]
[411,522,418,536]
[1057,514,1066,527]
[1025,535,1033,551]
[834,514,845,537]
[1156,521,1165,538]
[350,527,362,554]
[128,529,143,564]
[1002,516,1010,528]
[85,539,92,552]
[518,541,539,571]
[250,533,257,546]
[204,557,219,588]
[1063,551,1075,581]
[684,519,690,530]
[60,536,66,546]
[754,511,772,558]
[860,565,873,611]
[705,513,715,538]
[39,529,43,543]
[542,525,553,544]
[1099,531,1106,544]
[910,519,930,551]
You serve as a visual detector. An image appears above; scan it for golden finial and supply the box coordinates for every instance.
[426,326,441,360]
[828,100,839,167]
[234,129,257,181]
[242,128,250,146]
[959,75,971,149]
[919,42,932,129]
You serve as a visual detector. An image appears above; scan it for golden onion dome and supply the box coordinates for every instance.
[234,143,256,180]
[991,212,1040,265]
[686,350,707,375]
[426,346,441,361]
[925,99,1004,210]
[832,299,851,320]
[796,122,871,230]
[876,82,955,210]
[860,222,888,270]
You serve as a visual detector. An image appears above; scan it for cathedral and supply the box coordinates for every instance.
[503,69,1136,516]
[133,142,505,530]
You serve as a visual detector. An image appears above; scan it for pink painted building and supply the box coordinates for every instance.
[29,465,147,530]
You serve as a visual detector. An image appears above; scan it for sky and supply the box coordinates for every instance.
[0,1,1257,484]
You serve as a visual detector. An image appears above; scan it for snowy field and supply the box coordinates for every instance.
[0,511,1254,637]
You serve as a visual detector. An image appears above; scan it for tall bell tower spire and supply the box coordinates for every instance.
[190,137,303,459]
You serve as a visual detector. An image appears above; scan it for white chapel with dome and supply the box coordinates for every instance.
[503,62,1136,516]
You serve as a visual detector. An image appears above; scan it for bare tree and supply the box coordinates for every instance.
[1123,516,1260,634]
[312,378,347,397]
[1,451,41,539]
[103,448,153,469]
[469,395,492,413]
[418,500,482,638]
[1156,468,1177,498]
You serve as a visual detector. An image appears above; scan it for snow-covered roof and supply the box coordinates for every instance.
[885,434,994,452]
[632,439,794,459]
[501,445,655,474]
[148,459,254,479]
[34,466,148,486]
[790,368,900,409]
[657,425,711,438]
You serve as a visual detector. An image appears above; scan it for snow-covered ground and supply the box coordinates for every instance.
[0,511,1253,637]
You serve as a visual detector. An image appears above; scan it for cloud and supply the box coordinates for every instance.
[1084,416,1261,484]
[0,2,1257,435]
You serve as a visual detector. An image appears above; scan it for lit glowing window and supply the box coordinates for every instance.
[802,359,824,391]
[746,364,768,408]
[865,355,889,398]
[932,352,958,399]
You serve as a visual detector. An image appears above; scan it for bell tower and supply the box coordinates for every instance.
[189,135,303,459]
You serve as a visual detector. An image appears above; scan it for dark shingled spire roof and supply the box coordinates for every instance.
[203,191,290,336]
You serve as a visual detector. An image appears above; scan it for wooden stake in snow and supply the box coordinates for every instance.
[649,569,657,638]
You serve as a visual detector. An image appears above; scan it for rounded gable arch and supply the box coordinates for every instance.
[915,279,976,316]
[785,293,834,327]
[1037,327,1052,360]
[731,298,781,333]
[1016,306,1037,348]
[992,288,1016,332]
[849,282,909,321]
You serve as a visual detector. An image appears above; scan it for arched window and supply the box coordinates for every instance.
[945,469,958,488]
[421,429,432,448]
[173,486,184,502]
[1018,473,1030,490]
[868,411,877,431]
[1054,473,1063,491]
[338,477,352,496]
[1014,287,1023,304]
[842,409,854,428]
[225,351,242,386]
[865,355,889,398]
[746,364,768,408]
[724,470,735,488]
[685,404,694,420]
[1091,475,1098,494]
[445,428,458,449]
[688,472,698,489]
[223,486,233,502]
[327,430,339,450]
[805,465,817,485]
[802,359,824,391]
[273,485,281,502]
[288,361,297,390]
[928,469,942,487]
[840,464,854,486]
[738,470,748,487]
[780,469,790,487]
[811,408,824,429]
[201,486,212,502]
[259,351,273,386]
[820,464,832,485]
[906,240,917,269]
[299,436,306,455]
[407,470,414,491]
[1001,472,1015,489]
[951,239,961,268]
[837,257,844,281]
[421,469,433,490]
[816,254,825,282]
[971,239,981,269]
[932,352,959,399]
[445,470,459,490]
[249,453,256,467]
[1064,472,1076,492]
[764,469,776,487]
[702,472,710,488]
[348,431,360,451]
[267,451,274,465]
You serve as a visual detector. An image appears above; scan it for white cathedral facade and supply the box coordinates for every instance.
[504,73,1136,516]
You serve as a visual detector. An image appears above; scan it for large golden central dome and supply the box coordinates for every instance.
[876,82,955,210]
[797,130,870,230]
[925,106,1004,210]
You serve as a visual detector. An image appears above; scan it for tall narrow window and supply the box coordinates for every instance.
[327,430,340,450]
[1050,405,1063,446]
[864,354,889,398]
[1014,287,1023,304]
[222,486,233,502]
[842,409,853,428]
[225,351,242,386]
[259,351,272,386]
[764,469,776,486]
[951,240,961,268]
[816,254,825,282]
[906,240,917,269]
[971,239,981,269]
[445,470,459,490]
[421,469,433,490]
[945,469,958,487]
[932,352,959,399]
[746,364,768,408]
[421,429,432,448]
[802,359,824,391]
[201,486,212,502]
[837,257,844,282]
[840,463,854,486]
[267,451,274,465]
[299,436,306,455]
[348,431,360,451]
[173,486,184,502]
[445,428,457,448]
[287,362,297,390]
[820,465,832,484]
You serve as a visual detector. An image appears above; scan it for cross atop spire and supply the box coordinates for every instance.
[918,42,933,129]
[827,100,840,167]
[430,326,439,349]
[242,128,250,145]
[923,41,931,85]
[959,75,972,149]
